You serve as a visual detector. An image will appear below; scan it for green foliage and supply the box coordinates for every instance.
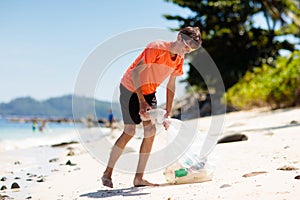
[224,50,300,109]
[164,0,300,90]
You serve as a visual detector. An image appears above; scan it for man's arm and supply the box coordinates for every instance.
[132,59,151,118]
[165,75,176,117]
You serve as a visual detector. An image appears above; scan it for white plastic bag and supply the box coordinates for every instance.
[162,117,215,184]
[143,108,216,184]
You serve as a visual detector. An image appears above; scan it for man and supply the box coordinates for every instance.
[102,27,202,188]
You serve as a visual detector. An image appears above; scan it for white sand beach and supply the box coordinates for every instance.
[1,107,300,200]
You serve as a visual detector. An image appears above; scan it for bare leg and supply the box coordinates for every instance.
[133,121,159,187]
[102,124,136,188]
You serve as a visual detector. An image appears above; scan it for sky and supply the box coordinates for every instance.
[1,1,298,104]
[0,0,192,104]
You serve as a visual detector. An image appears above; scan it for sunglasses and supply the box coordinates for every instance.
[182,38,201,51]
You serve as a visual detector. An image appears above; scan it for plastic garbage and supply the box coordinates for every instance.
[141,108,216,184]
[164,161,214,184]
[162,114,215,184]
[147,108,166,124]
[164,140,215,184]
[140,108,166,124]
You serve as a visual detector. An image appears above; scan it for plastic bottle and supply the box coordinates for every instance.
[175,168,188,177]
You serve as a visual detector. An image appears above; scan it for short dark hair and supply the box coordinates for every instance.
[179,26,202,49]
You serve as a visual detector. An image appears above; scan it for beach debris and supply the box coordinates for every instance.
[51,141,78,147]
[0,185,7,190]
[0,194,12,200]
[37,177,45,182]
[217,133,248,144]
[67,149,75,156]
[49,158,59,163]
[65,160,76,166]
[11,182,20,189]
[0,177,7,182]
[289,120,299,125]
[242,171,268,178]
[14,161,21,165]
[14,177,21,179]
[34,175,46,183]
[220,184,231,188]
[295,175,300,180]
[26,173,37,178]
[25,196,32,199]
[277,165,299,171]
[26,178,33,182]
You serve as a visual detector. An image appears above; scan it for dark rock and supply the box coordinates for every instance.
[218,134,248,144]
[27,173,37,178]
[49,158,59,163]
[37,177,45,182]
[295,175,300,180]
[65,160,76,166]
[11,182,20,189]
[0,177,7,181]
[14,161,21,165]
[14,177,21,179]
[0,194,11,199]
[51,141,78,147]
[1,185,7,190]
[277,165,299,171]
[66,160,72,165]
[290,120,299,125]
[26,196,32,199]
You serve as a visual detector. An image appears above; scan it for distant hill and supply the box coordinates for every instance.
[0,95,121,120]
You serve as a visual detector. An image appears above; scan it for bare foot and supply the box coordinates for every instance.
[133,179,159,187]
[101,176,113,188]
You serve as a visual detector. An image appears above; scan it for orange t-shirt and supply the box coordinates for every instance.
[121,40,184,95]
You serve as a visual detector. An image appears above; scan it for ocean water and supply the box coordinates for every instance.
[0,118,84,152]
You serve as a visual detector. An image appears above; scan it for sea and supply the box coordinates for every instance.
[0,117,85,152]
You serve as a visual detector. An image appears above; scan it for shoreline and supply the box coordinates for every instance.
[1,108,300,199]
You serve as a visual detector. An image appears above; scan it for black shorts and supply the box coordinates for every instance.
[120,84,157,124]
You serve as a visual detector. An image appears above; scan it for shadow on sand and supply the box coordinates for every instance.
[79,184,176,199]
[80,187,150,199]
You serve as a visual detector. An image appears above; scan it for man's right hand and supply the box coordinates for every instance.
[139,100,151,121]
